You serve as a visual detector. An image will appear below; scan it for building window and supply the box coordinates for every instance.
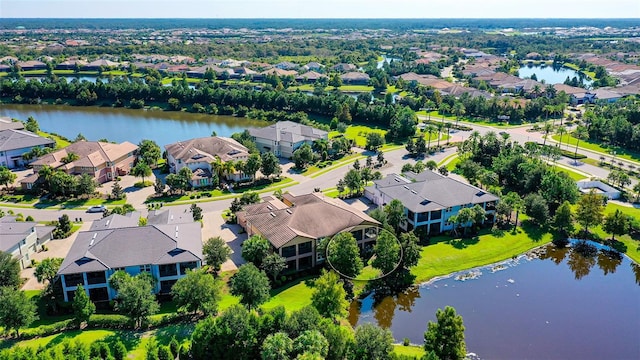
[159,264,178,277]
[430,211,442,221]
[88,287,109,302]
[65,273,84,287]
[299,256,312,270]
[139,264,151,273]
[286,260,296,271]
[179,262,197,275]
[66,290,76,302]
[298,242,312,255]
[86,271,106,285]
[160,280,177,294]
[281,245,296,258]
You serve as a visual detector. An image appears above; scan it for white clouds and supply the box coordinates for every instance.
[1,0,638,18]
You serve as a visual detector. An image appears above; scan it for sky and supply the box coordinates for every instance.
[1,0,639,18]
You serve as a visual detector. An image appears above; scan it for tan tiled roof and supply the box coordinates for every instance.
[165,136,249,164]
[30,141,137,170]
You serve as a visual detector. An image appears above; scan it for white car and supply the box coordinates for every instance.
[86,205,107,213]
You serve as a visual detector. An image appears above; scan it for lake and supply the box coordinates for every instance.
[350,244,640,360]
[378,54,402,69]
[0,104,267,146]
[518,64,593,87]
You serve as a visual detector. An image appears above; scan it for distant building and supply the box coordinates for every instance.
[22,141,138,189]
[165,136,250,187]
[248,121,328,158]
[0,129,55,169]
[0,216,54,269]
[340,71,370,85]
[365,171,499,235]
[57,211,202,302]
[238,193,380,272]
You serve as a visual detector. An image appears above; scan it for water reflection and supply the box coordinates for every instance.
[352,244,640,359]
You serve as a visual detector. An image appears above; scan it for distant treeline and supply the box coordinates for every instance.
[2,18,639,31]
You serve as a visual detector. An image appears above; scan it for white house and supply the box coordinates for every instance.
[0,129,55,169]
[0,216,54,269]
[248,121,328,158]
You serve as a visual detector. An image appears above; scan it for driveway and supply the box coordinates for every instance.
[203,210,246,272]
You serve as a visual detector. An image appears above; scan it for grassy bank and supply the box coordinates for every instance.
[412,221,554,284]
[552,134,640,164]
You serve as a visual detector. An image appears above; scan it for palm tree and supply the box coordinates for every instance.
[436,123,444,149]
[211,156,224,180]
[445,123,452,145]
[132,162,152,185]
[425,99,435,122]
[222,160,236,181]
[556,126,567,151]
[452,102,465,128]
[468,130,481,154]
[542,122,554,146]
[439,103,450,116]
[572,126,589,164]
[543,104,555,126]
[500,132,510,147]
[425,125,436,154]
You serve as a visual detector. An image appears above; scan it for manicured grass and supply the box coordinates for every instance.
[393,345,425,359]
[36,197,127,209]
[417,111,536,128]
[354,265,382,281]
[446,157,461,172]
[582,203,640,264]
[412,222,553,283]
[0,193,40,204]
[563,62,597,79]
[330,125,387,148]
[289,84,375,92]
[552,134,640,164]
[261,277,314,312]
[37,130,71,148]
[303,153,362,177]
[551,165,588,181]
[438,153,458,167]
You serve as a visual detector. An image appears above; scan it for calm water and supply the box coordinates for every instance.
[351,245,640,360]
[0,104,267,146]
[518,64,593,87]
[377,55,402,69]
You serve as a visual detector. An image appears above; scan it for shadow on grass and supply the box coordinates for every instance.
[103,331,143,352]
[520,220,549,242]
[447,236,480,249]
[269,275,316,298]
[154,324,195,345]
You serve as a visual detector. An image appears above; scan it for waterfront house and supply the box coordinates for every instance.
[0,129,55,169]
[248,121,328,158]
[365,171,499,235]
[238,192,380,272]
[165,136,250,187]
[57,212,202,302]
[340,72,370,85]
[0,216,54,269]
[331,63,357,72]
[21,141,138,189]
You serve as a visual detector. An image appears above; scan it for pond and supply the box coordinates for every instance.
[377,54,402,69]
[350,244,640,360]
[0,103,268,146]
[518,64,593,87]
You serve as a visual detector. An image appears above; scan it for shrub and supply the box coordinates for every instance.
[113,340,127,360]
[87,314,131,329]
[179,342,191,360]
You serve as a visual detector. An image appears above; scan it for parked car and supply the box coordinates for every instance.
[87,205,107,213]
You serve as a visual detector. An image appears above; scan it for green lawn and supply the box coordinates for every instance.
[260,277,314,312]
[551,165,589,181]
[36,196,127,209]
[585,203,640,264]
[412,222,554,283]
[552,134,640,164]
[37,130,71,149]
[393,345,425,359]
[330,125,387,148]
[417,110,538,128]
[354,265,382,281]
[446,157,461,172]
[303,153,363,177]
[563,62,597,79]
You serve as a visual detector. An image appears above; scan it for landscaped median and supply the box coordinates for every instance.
[552,133,640,164]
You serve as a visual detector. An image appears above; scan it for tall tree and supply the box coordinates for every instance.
[244,153,262,182]
[131,162,152,185]
[0,287,38,337]
[111,272,159,328]
[202,236,231,276]
[424,306,466,360]
[171,269,222,316]
[261,332,293,360]
[260,152,281,180]
[261,252,287,281]
[572,126,589,163]
[372,230,401,275]
[524,193,550,225]
[384,199,405,232]
[0,166,17,189]
[293,330,329,359]
[603,209,631,241]
[241,235,271,267]
[25,116,40,133]
[0,251,21,289]
[327,232,363,278]
[311,270,349,319]
[353,323,394,360]
[72,284,95,327]
[230,263,271,309]
[554,201,575,235]
[34,257,63,286]
[138,139,161,167]
[575,190,604,236]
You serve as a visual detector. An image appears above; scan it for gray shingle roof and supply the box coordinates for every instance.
[248,121,327,144]
[89,213,139,231]
[58,222,202,275]
[0,129,55,151]
[147,209,194,225]
[370,171,499,213]
[0,118,25,131]
[245,193,379,249]
[0,216,39,252]
[165,136,248,164]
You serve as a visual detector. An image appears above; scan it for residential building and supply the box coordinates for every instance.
[365,171,499,235]
[165,136,250,187]
[0,129,55,169]
[331,63,357,72]
[340,72,370,85]
[21,141,138,189]
[57,212,202,302]
[16,60,46,71]
[0,117,25,131]
[82,59,119,71]
[248,121,328,158]
[0,216,54,269]
[238,193,380,272]
[303,62,324,71]
[274,61,299,70]
[296,71,327,83]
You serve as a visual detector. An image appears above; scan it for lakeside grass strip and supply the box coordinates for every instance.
[552,134,640,164]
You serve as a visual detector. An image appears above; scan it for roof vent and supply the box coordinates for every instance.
[411,190,417,194]
[267,205,273,210]
[175,231,179,238]
[105,220,110,226]
[175,226,179,231]
[286,209,293,214]
[420,199,431,205]
[476,191,485,197]
[403,185,409,190]
[270,212,276,217]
